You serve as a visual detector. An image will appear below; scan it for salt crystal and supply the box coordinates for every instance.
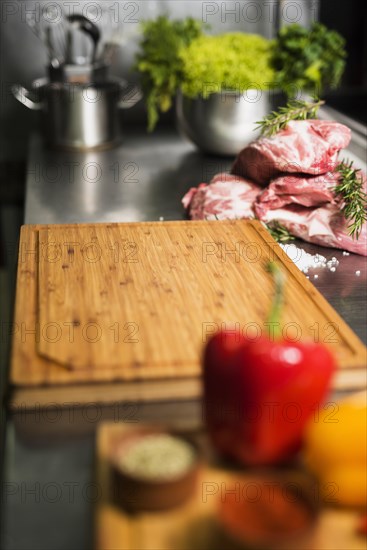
[356,270,361,276]
[279,243,340,274]
[343,251,350,256]
[314,274,319,279]
[159,216,164,221]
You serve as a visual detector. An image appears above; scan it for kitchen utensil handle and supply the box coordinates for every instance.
[67,14,100,64]
[11,84,43,110]
[118,82,143,109]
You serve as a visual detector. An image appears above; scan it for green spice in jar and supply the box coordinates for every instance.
[118,434,195,481]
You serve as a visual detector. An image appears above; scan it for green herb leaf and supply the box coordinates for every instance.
[135,16,204,131]
[271,23,347,95]
[334,160,367,239]
[265,221,295,243]
[266,261,286,339]
[179,33,275,99]
[255,98,325,138]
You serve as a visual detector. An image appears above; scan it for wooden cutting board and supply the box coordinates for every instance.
[94,423,367,550]
[9,220,366,407]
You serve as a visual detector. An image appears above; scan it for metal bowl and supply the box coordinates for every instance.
[176,90,285,156]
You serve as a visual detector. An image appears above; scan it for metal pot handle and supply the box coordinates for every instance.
[12,84,43,110]
[118,81,143,109]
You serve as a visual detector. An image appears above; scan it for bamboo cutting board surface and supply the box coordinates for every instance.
[9,220,367,405]
[95,423,367,550]
[37,223,203,373]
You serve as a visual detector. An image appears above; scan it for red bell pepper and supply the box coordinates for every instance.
[203,262,336,465]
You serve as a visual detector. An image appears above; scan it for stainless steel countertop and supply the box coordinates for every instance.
[25,129,212,224]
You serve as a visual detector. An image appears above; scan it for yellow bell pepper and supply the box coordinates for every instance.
[304,391,367,507]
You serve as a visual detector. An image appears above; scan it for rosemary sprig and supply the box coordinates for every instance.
[266,221,295,243]
[334,160,367,239]
[255,98,325,138]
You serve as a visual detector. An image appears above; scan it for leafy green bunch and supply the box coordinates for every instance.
[271,22,347,94]
[179,33,275,99]
[135,17,347,131]
[135,16,203,131]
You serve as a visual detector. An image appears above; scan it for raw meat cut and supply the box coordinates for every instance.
[181,114,365,256]
[255,172,339,215]
[182,173,262,220]
[256,203,367,256]
[232,120,351,185]
[255,172,367,256]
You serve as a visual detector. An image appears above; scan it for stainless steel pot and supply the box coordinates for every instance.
[12,77,142,150]
[176,90,285,156]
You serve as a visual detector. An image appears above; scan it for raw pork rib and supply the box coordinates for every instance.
[232,120,351,185]
[182,173,262,220]
[255,172,367,256]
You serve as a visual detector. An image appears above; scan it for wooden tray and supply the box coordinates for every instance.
[95,423,366,550]
[9,220,367,407]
